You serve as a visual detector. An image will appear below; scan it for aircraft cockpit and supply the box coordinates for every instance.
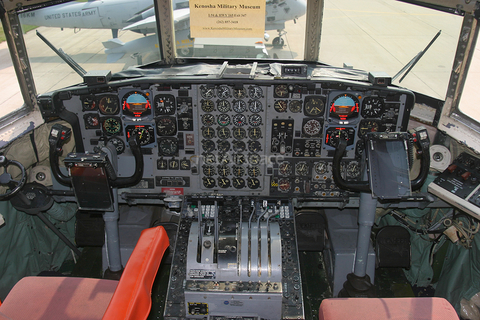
[0,0,479,319]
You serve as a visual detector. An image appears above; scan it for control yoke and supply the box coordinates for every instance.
[332,127,431,194]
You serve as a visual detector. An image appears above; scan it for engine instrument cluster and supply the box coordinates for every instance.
[45,64,413,201]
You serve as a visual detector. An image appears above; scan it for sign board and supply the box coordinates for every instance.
[189,0,265,38]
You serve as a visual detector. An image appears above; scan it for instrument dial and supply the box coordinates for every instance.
[274,100,288,113]
[127,126,154,145]
[233,100,247,113]
[346,161,361,178]
[304,96,325,116]
[202,114,215,126]
[248,114,262,127]
[217,100,231,113]
[217,127,231,139]
[200,85,215,99]
[217,140,230,153]
[154,94,175,115]
[156,117,177,136]
[108,137,125,154]
[84,114,100,129]
[248,127,262,140]
[303,119,322,136]
[358,119,382,138]
[278,178,291,192]
[279,161,292,175]
[248,153,261,165]
[99,96,120,115]
[217,164,230,176]
[218,153,230,164]
[102,117,121,135]
[329,93,360,120]
[233,114,247,126]
[202,127,216,139]
[82,96,97,111]
[295,162,309,176]
[248,100,263,113]
[232,140,246,152]
[314,161,328,174]
[325,127,356,148]
[289,100,302,113]
[217,85,231,99]
[248,166,260,177]
[248,85,263,99]
[233,165,245,177]
[218,177,231,188]
[233,177,245,189]
[248,141,262,153]
[233,127,247,140]
[201,99,215,112]
[362,97,384,118]
[122,91,151,118]
[158,137,178,156]
[203,177,216,188]
[202,140,216,152]
[204,153,216,164]
[233,153,246,165]
[217,114,231,126]
[274,84,289,98]
[247,178,260,189]
[203,165,216,176]
[233,87,247,99]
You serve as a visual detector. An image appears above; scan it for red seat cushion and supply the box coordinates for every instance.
[319,297,459,320]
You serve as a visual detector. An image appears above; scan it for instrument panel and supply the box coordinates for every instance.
[53,68,413,201]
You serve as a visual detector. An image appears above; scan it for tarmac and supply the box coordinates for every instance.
[0,0,467,120]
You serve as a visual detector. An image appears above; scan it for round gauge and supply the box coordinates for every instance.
[279,161,292,176]
[159,137,178,156]
[217,114,231,126]
[248,114,262,127]
[362,97,384,118]
[108,137,125,154]
[233,100,247,113]
[248,86,263,99]
[130,126,152,145]
[289,100,303,113]
[358,119,382,138]
[248,127,262,140]
[233,114,247,127]
[330,93,360,120]
[314,162,328,174]
[278,178,291,192]
[203,165,216,176]
[325,128,355,148]
[217,164,230,176]
[204,153,216,164]
[233,177,245,189]
[218,153,230,164]
[356,140,365,158]
[217,100,231,113]
[217,85,231,99]
[154,94,175,115]
[99,96,119,115]
[232,165,245,177]
[202,140,216,152]
[233,153,246,165]
[84,114,100,129]
[295,162,309,176]
[156,117,177,136]
[201,99,215,112]
[203,177,216,188]
[304,96,325,116]
[248,141,262,153]
[248,166,261,177]
[217,127,231,139]
[180,159,190,170]
[248,100,263,113]
[274,84,289,98]
[200,85,215,99]
[103,117,121,135]
[82,96,96,111]
[202,114,215,126]
[218,177,231,189]
[233,127,246,140]
[217,140,230,153]
[247,178,260,189]
[248,153,261,165]
[122,91,151,117]
[233,87,247,99]
[346,161,361,178]
[274,100,288,113]
[303,119,322,136]
[233,140,246,152]
[202,127,216,139]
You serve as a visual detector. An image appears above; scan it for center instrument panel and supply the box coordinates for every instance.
[45,64,413,202]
